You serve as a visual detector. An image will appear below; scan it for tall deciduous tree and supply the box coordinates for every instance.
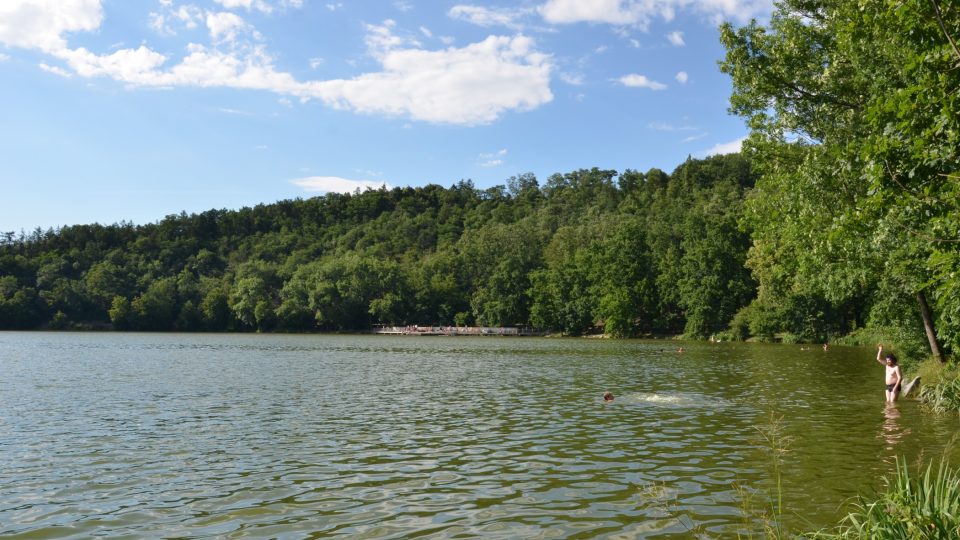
[720,0,960,358]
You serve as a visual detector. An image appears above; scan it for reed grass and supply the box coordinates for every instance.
[736,413,793,540]
[916,360,960,414]
[807,456,960,539]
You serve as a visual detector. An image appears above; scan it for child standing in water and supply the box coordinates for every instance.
[876,344,902,403]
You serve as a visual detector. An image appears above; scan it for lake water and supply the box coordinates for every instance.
[1,332,957,538]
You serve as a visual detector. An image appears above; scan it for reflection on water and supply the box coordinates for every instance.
[1,333,958,539]
[880,403,911,451]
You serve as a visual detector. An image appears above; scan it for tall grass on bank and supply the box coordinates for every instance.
[915,359,960,414]
[808,457,960,539]
[920,377,960,414]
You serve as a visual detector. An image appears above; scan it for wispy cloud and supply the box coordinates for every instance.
[291,176,392,193]
[537,0,772,28]
[648,121,698,132]
[477,149,507,167]
[216,107,254,115]
[675,71,688,84]
[448,5,530,30]
[701,136,746,156]
[681,133,707,143]
[207,11,256,45]
[39,62,72,78]
[666,30,684,46]
[617,74,666,90]
[215,0,273,14]
[559,72,583,85]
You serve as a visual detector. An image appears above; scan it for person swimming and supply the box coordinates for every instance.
[603,391,614,402]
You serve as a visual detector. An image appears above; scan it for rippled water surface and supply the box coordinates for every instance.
[2,332,958,538]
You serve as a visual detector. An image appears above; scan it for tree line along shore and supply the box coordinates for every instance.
[0,150,953,366]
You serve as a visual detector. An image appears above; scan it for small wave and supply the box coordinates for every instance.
[627,392,720,407]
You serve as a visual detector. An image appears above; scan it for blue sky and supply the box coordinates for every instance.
[0,0,772,233]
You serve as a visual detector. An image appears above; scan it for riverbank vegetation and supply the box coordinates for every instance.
[807,457,960,539]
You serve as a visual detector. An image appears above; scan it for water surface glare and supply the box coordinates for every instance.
[2,332,958,538]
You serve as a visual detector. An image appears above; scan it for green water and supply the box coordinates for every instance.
[1,332,957,538]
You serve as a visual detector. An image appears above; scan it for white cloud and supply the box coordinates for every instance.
[702,136,746,156]
[559,72,583,85]
[449,5,528,29]
[0,0,102,53]
[538,0,771,28]
[419,26,432,38]
[325,3,343,11]
[648,121,697,131]
[365,20,419,58]
[291,176,392,193]
[682,133,707,143]
[675,70,688,84]
[539,0,645,25]
[666,30,684,46]
[618,73,666,90]
[215,0,272,14]
[394,1,413,12]
[217,107,253,115]
[175,6,203,28]
[39,62,72,77]
[57,46,169,83]
[207,11,250,44]
[0,2,552,126]
[477,149,507,167]
[304,33,553,125]
[0,52,9,61]
[309,57,324,69]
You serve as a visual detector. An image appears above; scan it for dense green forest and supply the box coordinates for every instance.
[0,155,760,338]
[0,149,947,359]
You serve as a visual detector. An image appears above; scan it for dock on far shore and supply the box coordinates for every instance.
[372,325,545,336]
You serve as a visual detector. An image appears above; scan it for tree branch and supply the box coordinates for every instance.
[930,0,960,64]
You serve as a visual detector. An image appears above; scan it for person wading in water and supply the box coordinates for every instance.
[876,344,903,403]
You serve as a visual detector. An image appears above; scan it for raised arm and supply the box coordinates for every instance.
[876,344,885,365]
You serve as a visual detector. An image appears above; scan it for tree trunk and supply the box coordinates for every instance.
[917,290,945,362]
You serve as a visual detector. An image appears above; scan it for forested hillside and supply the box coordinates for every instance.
[1,154,754,336]
[0,152,946,353]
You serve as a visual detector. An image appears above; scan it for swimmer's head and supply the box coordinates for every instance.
[603,391,614,402]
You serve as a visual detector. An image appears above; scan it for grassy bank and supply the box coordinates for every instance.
[806,456,960,539]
